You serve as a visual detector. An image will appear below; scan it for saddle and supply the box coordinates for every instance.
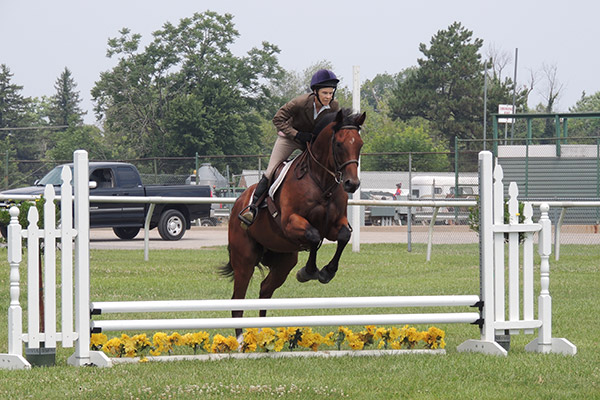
[264,151,309,229]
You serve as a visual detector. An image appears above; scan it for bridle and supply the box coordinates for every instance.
[306,125,360,188]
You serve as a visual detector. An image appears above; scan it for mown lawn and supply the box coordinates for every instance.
[0,243,598,399]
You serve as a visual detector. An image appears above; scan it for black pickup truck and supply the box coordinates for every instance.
[0,162,213,240]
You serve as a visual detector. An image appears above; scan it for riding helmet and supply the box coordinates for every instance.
[310,69,339,90]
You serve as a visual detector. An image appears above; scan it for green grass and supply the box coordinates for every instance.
[0,243,598,399]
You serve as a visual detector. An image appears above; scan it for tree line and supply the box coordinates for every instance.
[2,12,599,179]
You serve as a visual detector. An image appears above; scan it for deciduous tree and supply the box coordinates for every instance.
[92,11,283,168]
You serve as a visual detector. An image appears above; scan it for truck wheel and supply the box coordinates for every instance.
[200,218,216,227]
[158,209,186,241]
[113,227,140,240]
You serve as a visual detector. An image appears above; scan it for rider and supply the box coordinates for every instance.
[239,69,341,226]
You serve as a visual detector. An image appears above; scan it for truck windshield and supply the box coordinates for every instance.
[37,166,73,186]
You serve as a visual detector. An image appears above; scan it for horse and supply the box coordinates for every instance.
[221,108,365,337]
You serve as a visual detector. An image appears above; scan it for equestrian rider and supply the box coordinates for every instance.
[239,69,341,226]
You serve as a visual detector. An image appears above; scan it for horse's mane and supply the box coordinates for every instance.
[313,108,362,136]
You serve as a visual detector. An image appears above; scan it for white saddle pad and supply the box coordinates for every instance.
[268,155,297,199]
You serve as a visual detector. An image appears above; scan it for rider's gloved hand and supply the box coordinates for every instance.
[294,131,313,145]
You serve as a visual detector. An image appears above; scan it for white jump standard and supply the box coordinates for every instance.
[0,150,576,369]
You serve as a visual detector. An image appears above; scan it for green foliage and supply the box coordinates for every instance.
[360,100,450,171]
[567,91,600,138]
[468,200,525,242]
[0,198,45,238]
[388,22,528,152]
[47,67,86,127]
[361,70,414,112]
[92,11,284,162]
[46,125,110,161]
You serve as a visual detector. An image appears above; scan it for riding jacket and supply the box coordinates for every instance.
[272,93,340,139]
[265,93,340,179]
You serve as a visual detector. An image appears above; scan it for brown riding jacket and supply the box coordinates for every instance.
[272,93,340,139]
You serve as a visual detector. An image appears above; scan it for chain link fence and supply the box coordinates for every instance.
[2,147,598,246]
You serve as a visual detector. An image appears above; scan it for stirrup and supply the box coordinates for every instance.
[238,204,257,227]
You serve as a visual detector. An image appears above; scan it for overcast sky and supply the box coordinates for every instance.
[2,0,598,125]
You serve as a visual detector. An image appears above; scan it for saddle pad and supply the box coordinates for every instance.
[268,155,297,199]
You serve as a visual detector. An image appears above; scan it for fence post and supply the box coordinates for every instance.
[457,151,506,355]
[67,150,111,367]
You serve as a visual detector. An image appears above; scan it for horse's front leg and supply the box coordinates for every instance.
[318,224,352,284]
[282,214,322,282]
[296,244,319,282]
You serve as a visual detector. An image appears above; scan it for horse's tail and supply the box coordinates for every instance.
[219,261,234,280]
[219,245,234,280]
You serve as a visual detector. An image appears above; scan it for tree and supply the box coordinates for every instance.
[388,23,488,151]
[0,64,30,129]
[389,23,531,151]
[47,67,86,127]
[0,64,41,160]
[567,91,600,138]
[362,70,414,113]
[46,124,109,161]
[92,11,284,168]
[361,101,450,171]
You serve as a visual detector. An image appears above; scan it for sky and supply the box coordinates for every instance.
[1,0,598,125]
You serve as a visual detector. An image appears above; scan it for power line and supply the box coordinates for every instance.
[0,125,69,131]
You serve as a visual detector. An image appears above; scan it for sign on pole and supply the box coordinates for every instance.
[498,104,514,123]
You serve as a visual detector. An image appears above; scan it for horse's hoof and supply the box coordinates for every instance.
[296,267,319,283]
[318,268,336,284]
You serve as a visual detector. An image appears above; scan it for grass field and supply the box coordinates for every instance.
[0,243,598,399]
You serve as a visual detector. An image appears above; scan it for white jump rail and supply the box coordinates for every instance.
[0,150,577,369]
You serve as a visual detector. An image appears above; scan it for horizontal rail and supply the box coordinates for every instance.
[4,193,598,208]
[91,295,481,314]
[1,193,475,207]
[91,312,482,332]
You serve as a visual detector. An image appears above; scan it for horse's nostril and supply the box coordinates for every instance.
[344,179,360,193]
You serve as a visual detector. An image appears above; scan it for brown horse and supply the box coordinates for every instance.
[221,109,365,336]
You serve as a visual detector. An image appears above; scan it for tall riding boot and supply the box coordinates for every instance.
[238,175,269,226]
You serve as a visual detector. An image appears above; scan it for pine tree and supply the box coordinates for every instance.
[48,67,85,126]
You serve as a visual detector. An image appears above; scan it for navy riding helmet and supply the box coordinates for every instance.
[310,69,339,105]
[310,69,339,90]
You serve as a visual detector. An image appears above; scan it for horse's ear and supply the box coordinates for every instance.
[335,109,345,123]
[356,112,366,126]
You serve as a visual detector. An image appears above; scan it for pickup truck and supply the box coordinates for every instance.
[0,162,213,241]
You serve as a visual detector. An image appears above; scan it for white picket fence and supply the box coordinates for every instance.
[0,150,576,369]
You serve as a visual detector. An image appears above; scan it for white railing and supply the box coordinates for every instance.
[0,150,577,370]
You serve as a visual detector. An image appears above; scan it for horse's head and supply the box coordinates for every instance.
[331,109,365,193]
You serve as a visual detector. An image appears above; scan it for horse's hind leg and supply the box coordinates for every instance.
[259,251,298,317]
[228,229,262,338]
[318,224,352,284]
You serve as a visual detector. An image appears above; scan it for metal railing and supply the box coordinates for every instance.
[2,194,598,262]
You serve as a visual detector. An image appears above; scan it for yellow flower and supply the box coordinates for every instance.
[210,334,239,353]
[374,327,387,340]
[424,327,446,349]
[256,328,276,351]
[168,332,183,346]
[241,329,259,353]
[152,332,172,354]
[103,337,125,357]
[298,328,328,352]
[90,333,107,350]
[183,331,210,353]
[149,349,161,356]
